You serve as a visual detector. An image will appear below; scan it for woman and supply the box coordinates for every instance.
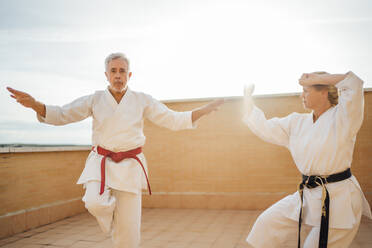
[243,71,371,248]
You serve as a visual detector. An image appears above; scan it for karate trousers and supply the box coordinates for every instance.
[82,181,142,248]
[246,191,363,248]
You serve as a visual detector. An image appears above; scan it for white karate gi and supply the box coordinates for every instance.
[243,72,372,248]
[37,87,195,247]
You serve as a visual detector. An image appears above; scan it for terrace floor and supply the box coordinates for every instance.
[1,209,371,248]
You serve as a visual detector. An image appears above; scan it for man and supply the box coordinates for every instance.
[7,52,224,248]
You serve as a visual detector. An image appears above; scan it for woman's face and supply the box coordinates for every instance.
[301,86,327,110]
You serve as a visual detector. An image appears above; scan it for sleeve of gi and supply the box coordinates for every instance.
[143,95,195,131]
[242,105,293,148]
[36,94,94,126]
[334,71,364,138]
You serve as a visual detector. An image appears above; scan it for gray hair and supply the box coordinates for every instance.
[104,52,130,72]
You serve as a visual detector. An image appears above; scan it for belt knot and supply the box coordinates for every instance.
[301,175,328,189]
[297,168,351,248]
[93,146,151,196]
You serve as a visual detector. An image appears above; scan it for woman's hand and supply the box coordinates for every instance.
[298,73,328,86]
[244,84,255,114]
[299,72,347,86]
[244,84,255,98]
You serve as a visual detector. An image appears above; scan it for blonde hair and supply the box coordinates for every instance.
[311,71,338,106]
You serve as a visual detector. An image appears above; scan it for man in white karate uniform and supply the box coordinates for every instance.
[7,52,224,248]
[243,71,371,248]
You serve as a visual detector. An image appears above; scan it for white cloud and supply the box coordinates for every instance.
[1,0,371,144]
[0,27,155,43]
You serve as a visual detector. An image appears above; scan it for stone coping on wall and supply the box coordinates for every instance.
[161,87,372,103]
[0,145,91,154]
[1,88,370,154]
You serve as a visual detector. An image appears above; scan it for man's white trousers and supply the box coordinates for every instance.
[82,181,142,248]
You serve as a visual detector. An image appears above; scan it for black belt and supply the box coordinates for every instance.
[297,168,351,248]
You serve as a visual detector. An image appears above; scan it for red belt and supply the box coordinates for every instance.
[93,146,152,195]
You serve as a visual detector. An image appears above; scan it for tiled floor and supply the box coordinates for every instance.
[1,209,371,248]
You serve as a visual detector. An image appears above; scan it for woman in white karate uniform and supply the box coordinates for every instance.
[7,52,224,248]
[243,71,371,248]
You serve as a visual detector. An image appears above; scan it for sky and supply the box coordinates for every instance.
[1,0,372,144]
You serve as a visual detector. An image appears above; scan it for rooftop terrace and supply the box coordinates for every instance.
[1,209,371,248]
[1,93,371,247]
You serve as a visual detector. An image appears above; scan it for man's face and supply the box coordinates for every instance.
[301,86,327,110]
[105,58,132,93]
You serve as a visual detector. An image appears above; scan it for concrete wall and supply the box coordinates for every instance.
[142,92,372,209]
[0,149,89,238]
[1,91,371,238]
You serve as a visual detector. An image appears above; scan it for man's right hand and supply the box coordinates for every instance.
[7,87,46,117]
[7,87,37,108]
